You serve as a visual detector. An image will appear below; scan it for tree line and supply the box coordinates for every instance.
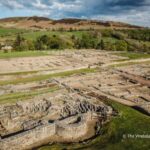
[11,29,150,53]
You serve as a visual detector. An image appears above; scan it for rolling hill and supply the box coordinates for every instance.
[0,16,142,30]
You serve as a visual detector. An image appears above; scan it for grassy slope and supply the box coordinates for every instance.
[38,101,150,150]
[0,29,86,42]
[22,31,85,40]
[0,27,26,36]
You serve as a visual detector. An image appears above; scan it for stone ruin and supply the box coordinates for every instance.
[0,90,114,150]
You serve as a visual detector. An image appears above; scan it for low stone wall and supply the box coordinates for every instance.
[0,113,100,150]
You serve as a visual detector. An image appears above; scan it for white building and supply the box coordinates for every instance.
[1,45,13,51]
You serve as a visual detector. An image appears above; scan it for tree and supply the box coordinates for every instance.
[77,33,98,49]
[0,43,2,50]
[35,35,50,50]
[69,27,73,32]
[39,35,50,45]
[112,31,127,40]
[13,34,25,51]
[100,39,105,50]
[16,34,24,45]
[115,40,128,51]
[96,39,104,50]
[34,34,70,50]
[27,40,35,50]
[71,35,76,40]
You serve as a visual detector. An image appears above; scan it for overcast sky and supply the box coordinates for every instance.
[0,0,149,27]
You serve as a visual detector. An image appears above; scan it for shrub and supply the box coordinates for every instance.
[122,29,150,41]
[115,40,128,51]
[13,34,29,51]
[101,29,113,37]
[96,39,105,50]
[76,32,99,49]
[34,34,72,50]
[111,31,127,40]
[0,43,2,50]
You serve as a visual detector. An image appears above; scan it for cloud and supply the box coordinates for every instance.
[0,0,149,26]
[0,0,24,9]
[32,0,49,9]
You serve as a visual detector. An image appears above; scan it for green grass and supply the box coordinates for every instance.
[0,29,88,42]
[110,60,150,68]
[103,37,118,43]
[0,68,97,86]
[116,52,150,60]
[0,51,49,59]
[0,70,40,76]
[22,31,86,40]
[0,86,59,104]
[0,27,26,37]
[38,101,150,150]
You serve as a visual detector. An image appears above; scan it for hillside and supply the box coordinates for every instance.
[0,16,142,30]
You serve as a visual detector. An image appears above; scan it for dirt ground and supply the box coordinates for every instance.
[0,50,124,73]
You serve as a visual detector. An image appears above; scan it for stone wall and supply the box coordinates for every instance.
[0,85,114,150]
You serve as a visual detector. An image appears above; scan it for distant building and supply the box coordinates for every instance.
[1,45,13,51]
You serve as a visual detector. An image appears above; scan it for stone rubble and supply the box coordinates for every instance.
[0,87,114,150]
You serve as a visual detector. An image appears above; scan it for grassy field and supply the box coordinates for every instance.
[0,29,87,42]
[0,27,26,37]
[22,31,85,40]
[38,101,150,150]
[0,68,97,86]
[0,51,49,59]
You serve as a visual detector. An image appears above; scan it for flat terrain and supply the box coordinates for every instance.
[0,50,150,150]
[0,50,119,73]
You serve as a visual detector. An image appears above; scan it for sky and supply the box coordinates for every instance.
[0,0,150,27]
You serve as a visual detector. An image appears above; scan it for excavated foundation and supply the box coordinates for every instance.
[0,90,114,150]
